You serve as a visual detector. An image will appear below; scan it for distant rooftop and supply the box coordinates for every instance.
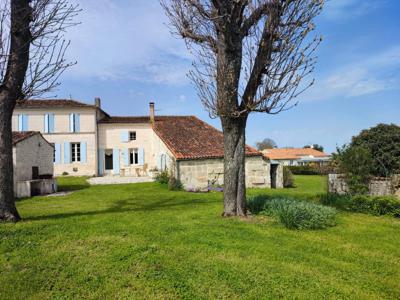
[262,148,329,160]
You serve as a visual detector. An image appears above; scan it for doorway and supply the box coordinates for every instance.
[104,149,113,175]
[270,164,278,189]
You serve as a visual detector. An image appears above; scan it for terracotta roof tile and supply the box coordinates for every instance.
[16,99,96,109]
[262,148,329,160]
[12,131,39,145]
[153,116,261,160]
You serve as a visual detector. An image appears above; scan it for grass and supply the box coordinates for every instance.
[1,175,399,299]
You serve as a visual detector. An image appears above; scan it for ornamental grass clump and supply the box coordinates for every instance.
[247,196,337,230]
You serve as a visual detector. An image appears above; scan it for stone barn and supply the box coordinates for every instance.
[153,116,283,191]
[13,131,56,198]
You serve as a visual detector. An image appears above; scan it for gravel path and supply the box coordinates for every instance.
[87,176,154,185]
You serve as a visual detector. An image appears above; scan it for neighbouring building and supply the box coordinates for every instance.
[12,131,56,198]
[262,147,331,166]
[13,99,283,190]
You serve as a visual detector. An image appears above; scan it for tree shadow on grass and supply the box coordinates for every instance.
[25,196,220,222]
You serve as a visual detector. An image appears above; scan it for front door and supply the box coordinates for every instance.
[104,150,113,175]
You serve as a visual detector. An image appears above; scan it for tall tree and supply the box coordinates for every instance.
[0,0,79,222]
[256,138,277,150]
[161,0,322,216]
[304,144,324,152]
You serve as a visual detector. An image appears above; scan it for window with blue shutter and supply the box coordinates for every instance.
[69,114,80,133]
[18,114,28,131]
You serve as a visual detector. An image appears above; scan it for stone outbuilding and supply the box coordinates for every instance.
[153,116,283,190]
[13,131,56,198]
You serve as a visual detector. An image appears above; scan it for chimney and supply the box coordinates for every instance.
[95,97,101,108]
[149,102,155,124]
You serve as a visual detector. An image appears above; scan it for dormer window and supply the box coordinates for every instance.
[129,131,136,141]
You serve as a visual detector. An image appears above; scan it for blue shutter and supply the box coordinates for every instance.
[55,143,61,164]
[98,149,104,176]
[18,115,23,131]
[21,114,28,131]
[69,114,74,132]
[49,114,55,133]
[81,142,87,163]
[75,114,80,132]
[138,148,144,166]
[121,131,129,142]
[124,148,130,166]
[64,142,71,164]
[113,148,120,175]
[44,114,49,133]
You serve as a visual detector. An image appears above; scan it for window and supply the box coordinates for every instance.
[71,143,81,162]
[70,114,80,133]
[130,149,139,164]
[129,131,136,141]
[44,114,55,133]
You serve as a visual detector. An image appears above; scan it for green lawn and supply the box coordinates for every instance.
[1,176,399,299]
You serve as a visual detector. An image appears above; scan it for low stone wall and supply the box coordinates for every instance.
[328,174,400,197]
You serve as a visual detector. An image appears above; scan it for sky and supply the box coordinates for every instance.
[54,0,400,153]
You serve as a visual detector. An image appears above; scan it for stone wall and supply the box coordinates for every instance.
[328,174,400,197]
[177,156,282,191]
[13,134,54,185]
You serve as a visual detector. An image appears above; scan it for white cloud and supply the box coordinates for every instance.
[301,46,400,102]
[63,0,191,85]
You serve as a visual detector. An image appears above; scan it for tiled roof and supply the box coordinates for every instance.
[12,131,39,145]
[16,99,96,109]
[99,116,152,124]
[153,116,261,160]
[262,148,329,160]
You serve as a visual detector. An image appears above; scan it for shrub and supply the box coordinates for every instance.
[168,176,183,191]
[288,165,320,175]
[283,167,295,188]
[247,195,337,230]
[320,193,400,217]
[62,171,69,176]
[155,170,169,184]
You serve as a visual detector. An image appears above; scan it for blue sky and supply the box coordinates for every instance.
[55,0,400,153]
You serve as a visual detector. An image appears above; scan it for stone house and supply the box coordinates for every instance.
[13,99,283,189]
[12,131,56,198]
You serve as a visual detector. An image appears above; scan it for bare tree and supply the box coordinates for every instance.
[0,0,79,222]
[161,0,323,216]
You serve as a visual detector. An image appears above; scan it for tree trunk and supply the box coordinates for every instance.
[0,98,20,222]
[0,0,32,222]
[221,115,247,217]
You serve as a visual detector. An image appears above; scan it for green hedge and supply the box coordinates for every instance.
[320,194,400,217]
[247,195,337,230]
[288,165,322,175]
